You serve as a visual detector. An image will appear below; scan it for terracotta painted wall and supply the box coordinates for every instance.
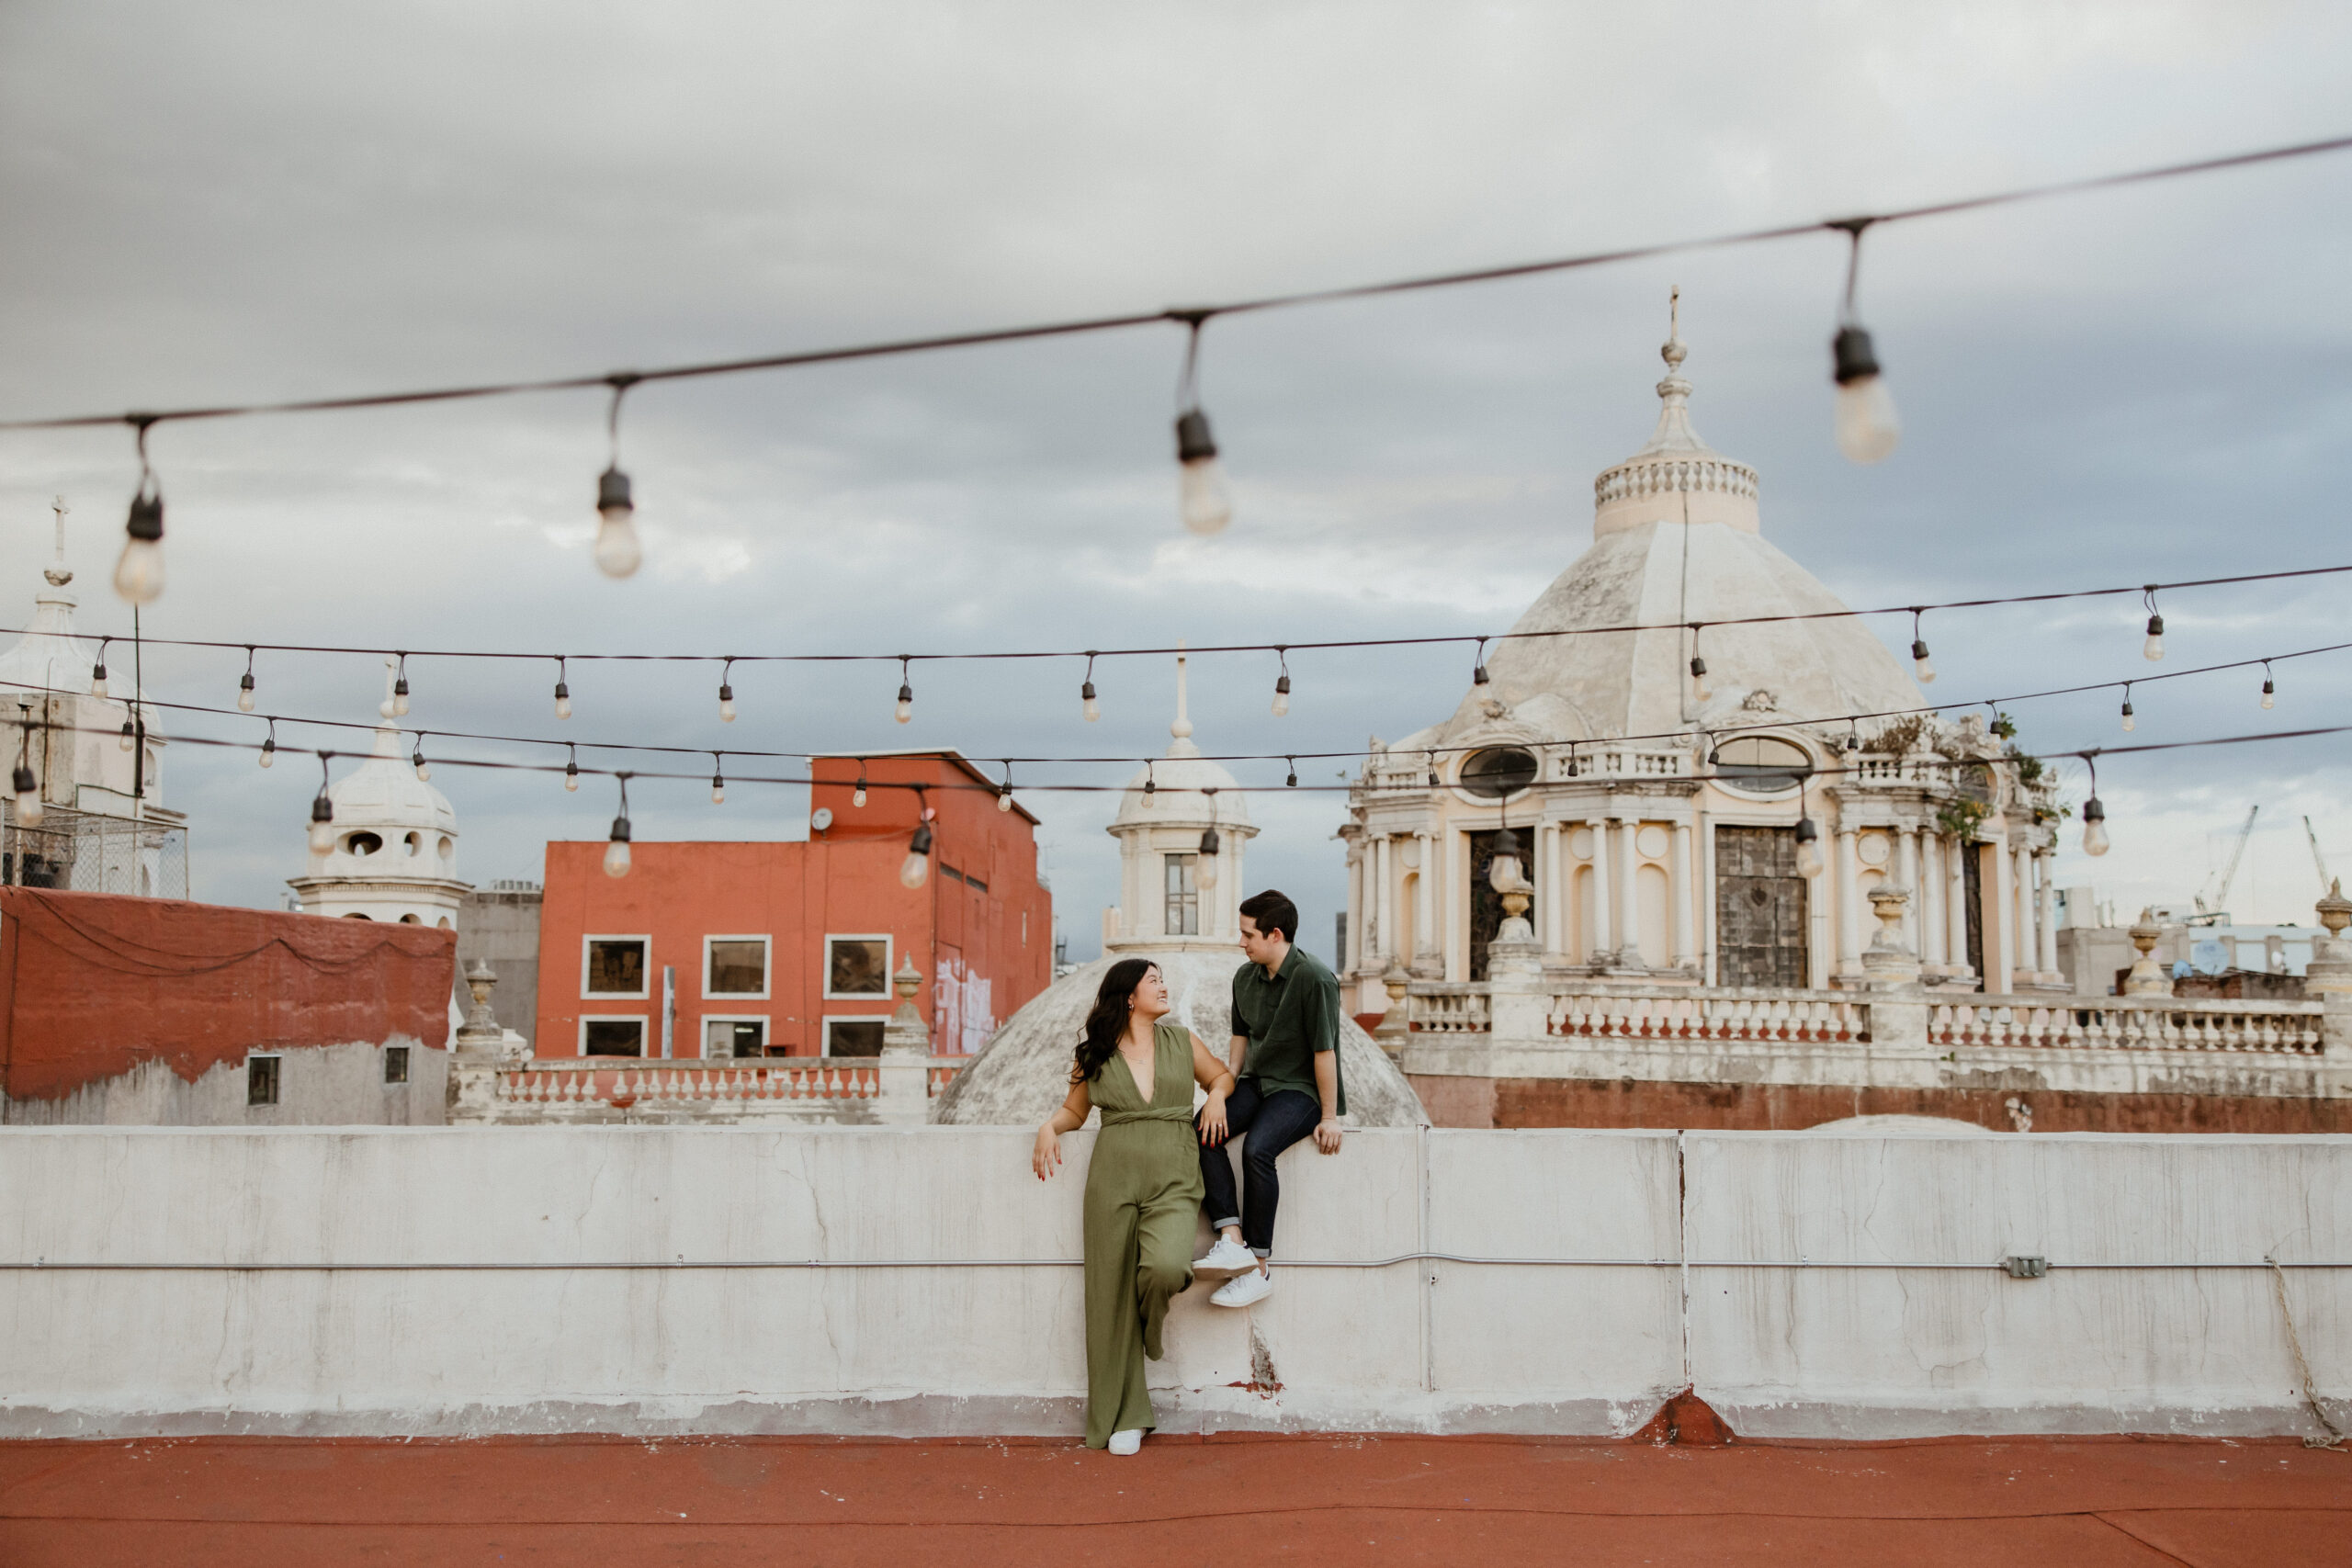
[0,887,454,1101]
[537,754,1051,1058]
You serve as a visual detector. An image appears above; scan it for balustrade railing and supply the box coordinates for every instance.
[1547,988,1870,1044]
[488,1055,968,1111]
[1929,998,2325,1056]
[1407,987,1491,1034]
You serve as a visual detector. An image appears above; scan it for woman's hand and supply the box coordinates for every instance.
[1197,1089,1229,1146]
[1033,1122,1064,1179]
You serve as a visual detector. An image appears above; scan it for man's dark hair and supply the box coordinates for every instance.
[1238,889,1299,944]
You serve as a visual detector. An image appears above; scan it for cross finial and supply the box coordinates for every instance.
[1661,286,1687,371]
[1170,637,1193,739]
[43,496,71,587]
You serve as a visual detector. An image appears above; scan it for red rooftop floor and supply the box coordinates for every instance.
[3,1432,2347,1565]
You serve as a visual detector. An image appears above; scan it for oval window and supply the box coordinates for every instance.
[345,831,384,856]
[1955,763,1996,805]
[1713,736,1812,795]
[1460,747,1538,798]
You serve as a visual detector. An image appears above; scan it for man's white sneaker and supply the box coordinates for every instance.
[1107,1428,1144,1456]
[1209,1268,1274,1308]
[1194,1237,1256,1274]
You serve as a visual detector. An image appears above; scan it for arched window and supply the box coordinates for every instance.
[345,831,384,857]
[1713,736,1812,795]
[1460,747,1538,798]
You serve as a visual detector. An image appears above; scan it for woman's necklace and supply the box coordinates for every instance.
[1118,1025,1156,1100]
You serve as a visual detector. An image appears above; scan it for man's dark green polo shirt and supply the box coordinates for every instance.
[1229,943,1345,1115]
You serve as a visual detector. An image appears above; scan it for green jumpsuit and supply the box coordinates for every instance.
[1081,1021,1204,1449]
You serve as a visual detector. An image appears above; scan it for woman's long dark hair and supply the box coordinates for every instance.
[1073,958,1158,1085]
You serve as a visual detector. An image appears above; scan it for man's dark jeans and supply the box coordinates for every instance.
[1196,1078,1321,1258]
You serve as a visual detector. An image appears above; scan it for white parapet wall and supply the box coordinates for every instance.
[0,1125,2343,1441]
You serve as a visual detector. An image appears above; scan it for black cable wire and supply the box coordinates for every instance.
[2,561,2345,677]
[4,132,2347,434]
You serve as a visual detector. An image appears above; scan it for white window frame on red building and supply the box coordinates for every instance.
[702,934,773,999]
[578,1014,650,1056]
[580,933,653,999]
[822,932,894,1000]
[820,1014,888,1057]
[699,1012,772,1059]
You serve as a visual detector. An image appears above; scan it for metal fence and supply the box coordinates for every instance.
[2,803,188,900]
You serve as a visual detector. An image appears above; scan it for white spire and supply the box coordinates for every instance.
[374,655,401,756]
[45,497,71,589]
[1590,288,1761,538]
[1170,637,1193,740]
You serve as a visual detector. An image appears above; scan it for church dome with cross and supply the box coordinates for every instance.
[1339,296,2061,1017]
[286,658,469,927]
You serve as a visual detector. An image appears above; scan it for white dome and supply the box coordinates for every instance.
[329,727,458,835]
[1111,647,1253,829]
[931,947,1426,1128]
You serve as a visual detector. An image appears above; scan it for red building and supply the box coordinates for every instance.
[534,751,1050,1060]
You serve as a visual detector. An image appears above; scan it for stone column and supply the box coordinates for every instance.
[1614,818,1639,967]
[1413,829,1439,975]
[2011,842,2033,983]
[1344,848,1363,971]
[880,956,933,1124]
[1836,825,1862,979]
[1588,815,1615,963]
[1539,823,1563,963]
[1919,830,1946,975]
[1671,819,1696,970]
[1987,840,2015,994]
[2035,850,2059,981]
[1895,828,1921,955]
[1374,835,1395,964]
[1945,837,1974,987]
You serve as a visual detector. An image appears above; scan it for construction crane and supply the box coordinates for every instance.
[2306,816,2333,894]
[2191,805,2259,924]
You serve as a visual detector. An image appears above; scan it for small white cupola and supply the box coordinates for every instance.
[1103,644,1258,951]
[287,657,470,928]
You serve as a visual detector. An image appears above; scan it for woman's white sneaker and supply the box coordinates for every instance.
[1194,1237,1256,1274]
[1107,1428,1144,1456]
[1209,1268,1274,1308]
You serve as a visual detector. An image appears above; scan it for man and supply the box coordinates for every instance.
[1193,888,1345,1307]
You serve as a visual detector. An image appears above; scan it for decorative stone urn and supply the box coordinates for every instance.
[1860,886,1921,990]
[1374,960,1412,1062]
[2123,908,2172,997]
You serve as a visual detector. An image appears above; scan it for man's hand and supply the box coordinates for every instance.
[1314,1117,1343,1155]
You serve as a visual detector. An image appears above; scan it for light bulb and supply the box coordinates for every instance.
[309,818,335,854]
[998,788,1012,814]
[563,761,579,791]
[1081,680,1100,723]
[413,751,431,783]
[1797,839,1824,879]
[238,674,256,713]
[1910,641,1936,684]
[594,467,641,579]
[604,838,632,877]
[2143,615,2165,662]
[895,684,913,725]
[554,684,572,721]
[1831,328,1900,464]
[1272,674,1291,717]
[119,721,135,753]
[1689,655,1711,704]
[1175,411,1233,536]
[391,680,410,717]
[14,765,43,828]
[1487,853,1522,895]
[90,661,107,699]
[258,739,275,769]
[113,538,164,606]
[853,784,867,808]
[1197,856,1219,891]
[2081,797,2109,857]
[2261,679,2276,710]
[718,685,737,724]
[2120,702,2135,733]
[899,849,932,889]
[711,777,725,805]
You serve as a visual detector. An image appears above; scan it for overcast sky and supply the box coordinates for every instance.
[3,2,2350,963]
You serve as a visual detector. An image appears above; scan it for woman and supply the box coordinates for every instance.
[1033,958,1236,1455]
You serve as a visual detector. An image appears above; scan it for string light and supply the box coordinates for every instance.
[1197,788,1221,891]
[1910,610,1936,684]
[1565,744,1579,778]
[1081,653,1101,724]
[1472,637,1490,688]
[2261,660,2276,710]
[710,753,725,806]
[594,375,643,580]
[1486,820,1523,895]
[605,773,634,877]
[718,659,737,724]
[237,648,257,713]
[1427,750,1441,789]
[258,718,276,770]
[14,720,43,829]
[895,657,913,726]
[563,742,578,791]
[113,417,165,605]
[1794,804,1824,878]
[998,762,1014,814]
[1284,757,1297,789]
[391,652,411,716]
[2120,682,2136,733]
[2143,587,2165,661]
[2081,754,2110,857]
[1689,625,1712,703]
[1272,648,1291,717]
[1828,220,1900,464]
[1843,719,1860,753]
[90,638,108,700]
[118,712,135,753]
[899,789,933,889]
[553,658,571,721]
[1141,761,1156,807]
[412,735,431,784]
[1171,312,1233,536]
[308,752,336,854]
[853,761,868,809]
